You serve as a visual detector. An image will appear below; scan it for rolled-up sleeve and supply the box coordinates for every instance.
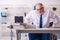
[24,14,31,24]
[49,10,59,27]
[24,11,34,25]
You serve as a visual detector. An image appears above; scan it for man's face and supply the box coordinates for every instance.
[36,5,44,14]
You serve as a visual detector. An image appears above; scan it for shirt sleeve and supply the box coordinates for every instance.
[24,11,35,25]
[49,10,59,27]
[24,13,31,24]
[24,12,36,28]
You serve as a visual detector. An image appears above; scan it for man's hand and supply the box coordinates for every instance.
[20,23,27,27]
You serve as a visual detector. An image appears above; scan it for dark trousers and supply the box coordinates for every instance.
[29,33,50,40]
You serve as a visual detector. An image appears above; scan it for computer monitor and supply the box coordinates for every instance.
[15,16,23,23]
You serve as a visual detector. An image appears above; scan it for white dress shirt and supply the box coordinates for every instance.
[24,9,59,28]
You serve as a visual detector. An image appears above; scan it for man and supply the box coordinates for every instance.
[21,3,59,40]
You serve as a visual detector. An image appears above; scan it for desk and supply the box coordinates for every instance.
[15,28,60,40]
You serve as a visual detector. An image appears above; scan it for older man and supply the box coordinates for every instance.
[22,3,59,40]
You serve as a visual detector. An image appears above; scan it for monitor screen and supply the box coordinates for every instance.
[15,16,23,23]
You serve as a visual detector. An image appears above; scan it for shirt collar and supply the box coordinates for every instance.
[35,10,45,16]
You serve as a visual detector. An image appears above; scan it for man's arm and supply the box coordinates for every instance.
[20,12,36,29]
[49,10,59,27]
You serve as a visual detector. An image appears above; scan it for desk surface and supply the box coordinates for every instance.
[15,28,60,30]
[15,28,60,33]
[11,23,60,33]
